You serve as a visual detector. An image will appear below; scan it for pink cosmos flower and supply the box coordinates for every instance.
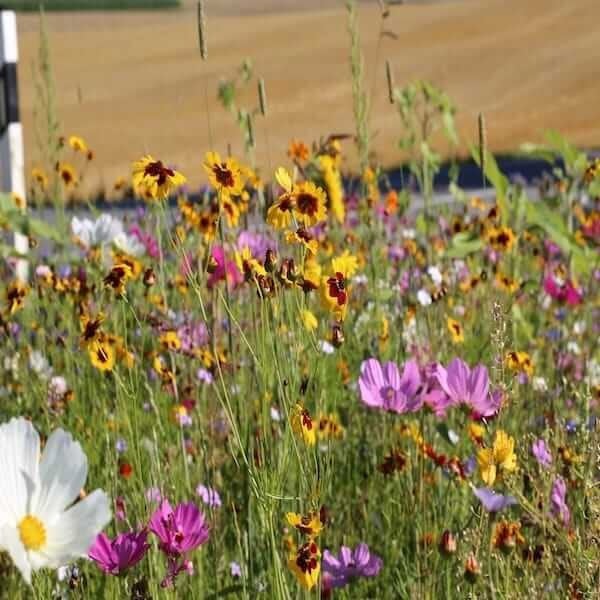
[543,273,583,306]
[149,500,210,557]
[89,530,149,575]
[358,358,422,413]
[435,358,502,418]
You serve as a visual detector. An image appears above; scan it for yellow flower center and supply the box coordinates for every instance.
[18,515,46,551]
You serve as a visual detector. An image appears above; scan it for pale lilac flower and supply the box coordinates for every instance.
[89,530,149,575]
[550,477,570,525]
[197,368,214,384]
[145,487,162,504]
[322,543,383,590]
[473,487,517,513]
[532,439,552,468]
[230,561,242,578]
[115,438,128,454]
[196,484,222,508]
[358,358,421,413]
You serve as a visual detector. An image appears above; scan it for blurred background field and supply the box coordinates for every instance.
[17,0,600,193]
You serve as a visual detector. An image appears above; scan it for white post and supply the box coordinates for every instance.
[0,10,28,282]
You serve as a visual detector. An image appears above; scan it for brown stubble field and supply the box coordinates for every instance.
[17,0,600,193]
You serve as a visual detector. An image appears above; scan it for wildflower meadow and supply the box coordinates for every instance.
[1,1,600,598]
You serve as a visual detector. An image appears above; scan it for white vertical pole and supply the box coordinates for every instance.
[0,10,28,282]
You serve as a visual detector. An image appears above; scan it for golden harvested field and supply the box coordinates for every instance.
[18,0,600,192]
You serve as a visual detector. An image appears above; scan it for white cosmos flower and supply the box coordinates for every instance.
[113,231,146,257]
[70,214,124,249]
[0,418,111,585]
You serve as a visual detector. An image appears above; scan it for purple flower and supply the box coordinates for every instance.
[207,245,243,290]
[322,543,383,590]
[115,438,128,454]
[358,358,421,413]
[149,500,210,557]
[550,477,570,525]
[531,439,552,468]
[230,561,242,578]
[473,487,517,513]
[89,530,149,575]
[146,487,162,503]
[435,358,501,418]
[196,484,222,508]
[236,231,275,260]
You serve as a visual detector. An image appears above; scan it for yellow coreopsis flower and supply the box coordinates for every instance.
[219,194,241,228]
[285,228,318,255]
[132,155,186,201]
[68,135,88,153]
[288,541,320,590]
[6,282,28,315]
[477,430,517,486]
[286,511,324,538]
[331,250,359,279]
[291,403,316,446]
[235,247,267,280]
[446,317,464,344]
[203,151,245,196]
[320,272,348,322]
[89,336,116,372]
[159,330,182,352]
[293,181,327,227]
[301,257,322,293]
[56,162,78,187]
[30,167,48,191]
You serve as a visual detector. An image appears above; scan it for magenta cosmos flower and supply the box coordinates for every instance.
[207,245,242,289]
[322,543,383,590]
[435,358,502,418]
[89,529,149,575]
[358,358,421,413]
[149,500,210,557]
[543,274,583,306]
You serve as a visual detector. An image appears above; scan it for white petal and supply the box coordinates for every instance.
[42,490,111,568]
[0,418,39,523]
[0,524,32,585]
[33,429,88,523]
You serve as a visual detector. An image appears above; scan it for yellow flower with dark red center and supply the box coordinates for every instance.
[446,317,464,344]
[203,151,245,196]
[31,167,48,191]
[293,181,327,227]
[286,511,324,537]
[56,162,78,187]
[219,194,240,227]
[505,351,534,376]
[103,263,134,296]
[80,312,104,347]
[196,209,217,241]
[291,403,316,446]
[285,228,318,255]
[477,430,517,486]
[583,157,600,184]
[300,257,321,293]
[267,168,296,230]
[112,252,142,280]
[321,272,348,321]
[485,226,517,252]
[88,335,116,372]
[287,139,310,162]
[495,272,519,293]
[317,413,345,440]
[152,355,175,384]
[6,281,27,315]
[159,330,182,352]
[288,540,320,590]
[492,520,524,553]
[68,135,88,153]
[132,155,186,201]
[235,247,267,281]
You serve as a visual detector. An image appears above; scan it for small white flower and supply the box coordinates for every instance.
[427,265,443,285]
[29,351,53,380]
[70,214,124,249]
[319,340,335,355]
[0,418,111,584]
[113,232,146,257]
[417,289,432,306]
[532,376,548,392]
[270,407,282,422]
[573,320,586,336]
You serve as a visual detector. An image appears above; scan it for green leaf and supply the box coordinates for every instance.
[470,145,509,224]
[445,232,483,259]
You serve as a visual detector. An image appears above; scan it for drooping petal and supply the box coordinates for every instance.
[473,487,517,513]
